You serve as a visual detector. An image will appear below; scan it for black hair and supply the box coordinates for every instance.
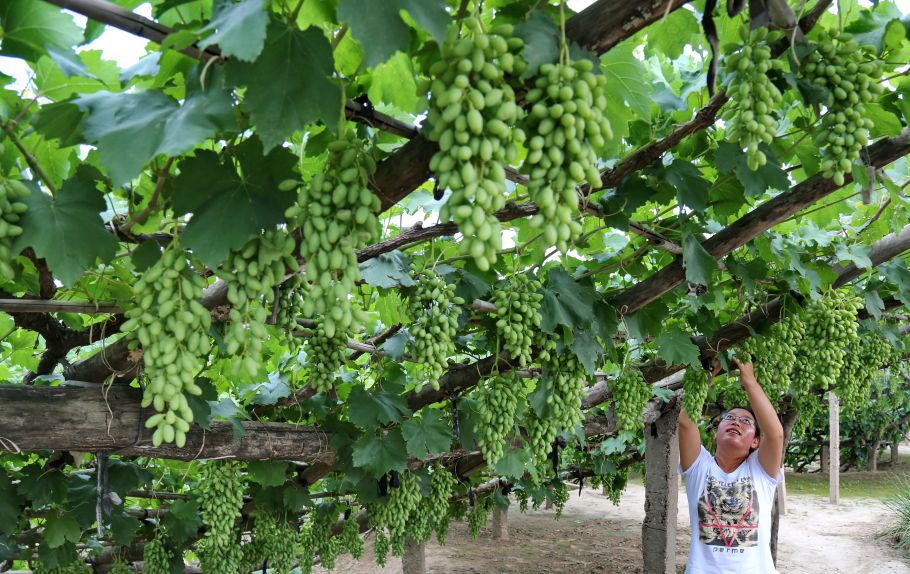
[722,406,761,438]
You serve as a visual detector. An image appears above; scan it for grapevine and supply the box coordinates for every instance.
[196,461,244,574]
[427,16,526,271]
[681,367,709,420]
[612,367,650,432]
[407,267,463,389]
[285,131,380,336]
[303,315,349,394]
[121,248,211,447]
[0,178,29,280]
[217,230,297,377]
[722,26,785,170]
[522,58,612,251]
[802,29,884,185]
[142,533,171,574]
[474,372,523,465]
[490,274,543,366]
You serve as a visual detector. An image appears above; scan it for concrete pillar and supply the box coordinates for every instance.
[402,538,425,574]
[641,400,681,574]
[492,505,509,540]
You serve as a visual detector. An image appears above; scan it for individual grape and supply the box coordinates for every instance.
[143,533,172,574]
[0,178,29,280]
[802,29,884,185]
[120,248,211,447]
[217,230,297,378]
[285,131,380,335]
[426,17,526,271]
[490,274,543,366]
[196,461,244,574]
[407,267,463,389]
[723,26,785,170]
[474,372,523,465]
[612,367,650,432]
[303,315,349,394]
[522,58,612,251]
[682,367,709,421]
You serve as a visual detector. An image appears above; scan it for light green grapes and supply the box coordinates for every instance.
[723,26,784,170]
[197,461,244,574]
[550,480,570,519]
[241,512,298,574]
[736,313,805,409]
[408,268,463,389]
[491,274,543,366]
[372,471,422,558]
[142,533,171,574]
[339,514,364,560]
[303,316,349,394]
[681,367,709,420]
[218,230,297,378]
[791,292,862,394]
[285,131,380,336]
[522,59,612,251]
[467,495,493,539]
[0,178,29,280]
[108,560,131,574]
[475,372,523,465]
[32,562,91,574]
[612,367,650,432]
[425,464,458,545]
[802,30,884,185]
[837,332,895,414]
[121,248,211,447]
[427,17,525,271]
[299,506,341,573]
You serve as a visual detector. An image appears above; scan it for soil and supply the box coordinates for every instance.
[314,481,910,574]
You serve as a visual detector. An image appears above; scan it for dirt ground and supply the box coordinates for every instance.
[314,481,910,574]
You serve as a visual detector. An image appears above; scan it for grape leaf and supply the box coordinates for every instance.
[13,175,118,287]
[347,385,410,429]
[337,0,449,68]
[247,461,290,487]
[570,328,604,375]
[367,51,419,113]
[655,325,700,367]
[402,409,453,458]
[359,250,416,289]
[663,160,710,212]
[351,430,408,478]
[247,373,292,406]
[539,268,597,333]
[682,233,718,287]
[492,447,530,479]
[864,289,885,320]
[601,43,652,121]
[107,459,153,496]
[380,330,409,360]
[198,0,267,62]
[108,510,141,546]
[227,25,340,152]
[0,0,83,61]
[0,473,20,535]
[171,137,296,267]
[515,10,560,77]
[161,499,201,544]
[43,513,81,548]
[715,141,790,197]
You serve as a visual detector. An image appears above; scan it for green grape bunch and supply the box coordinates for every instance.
[32,562,92,574]
[838,332,896,414]
[197,461,245,574]
[339,514,364,560]
[142,533,172,574]
[612,367,650,432]
[120,248,211,447]
[0,178,29,280]
[285,131,381,336]
[218,229,298,378]
[736,314,805,409]
[550,480,570,519]
[802,29,884,185]
[303,315,349,394]
[681,367,709,421]
[722,26,785,171]
[425,17,526,271]
[425,464,458,545]
[408,268,464,390]
[522,59,612,251]
[491,274,543,367]
[299,506,342,573]
[790,292,862,395]
[467,495,493,539]
[368,471,422,563]
[474,372,523,465]
[241,512,298,574]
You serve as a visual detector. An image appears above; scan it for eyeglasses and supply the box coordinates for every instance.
[721,413,755,427]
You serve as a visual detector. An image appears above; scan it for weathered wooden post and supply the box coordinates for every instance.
[641,398,681,574]
[893,442,900,466]
[402,538,426,574]
[492,504,509,540]
[820,445,828,472]
[829,392,840,504]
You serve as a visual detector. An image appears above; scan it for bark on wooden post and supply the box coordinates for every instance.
[868,441,880,471]
[492,505,509,540]
[820,445,829,473]
[829,392,840,504]
[402,538,426,574]
[893,442,900,465]
[641,398,681,574]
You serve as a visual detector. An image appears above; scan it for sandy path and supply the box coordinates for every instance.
[314,481,909,574]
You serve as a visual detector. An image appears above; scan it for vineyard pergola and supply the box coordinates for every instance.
[0,0,908,572]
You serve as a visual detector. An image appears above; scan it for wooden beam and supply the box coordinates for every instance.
[0,299,122,314]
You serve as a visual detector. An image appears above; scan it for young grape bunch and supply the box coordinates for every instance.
[681,367,709,421]
[285,131,380,336]
[522,59,612,251]
[425,464,459,544]
[241,512,298,574]
[120,248,211,447]
[407,268,463,389]
[490,274,543,367]
[303,315,349,394]
[612,367,651,432]
[467,496,493,539]
[218,230,297,378]
[790,292,861,396]
[143,533,172,574]
[197,461,245,574]
[339,513,364,560]
[802,29,884,185]
[425,17,526,271]
[368,471,422,561]
[838,332,896,414]
[474,372,523,465]
[722,26,784,171]
[0,178,29,280]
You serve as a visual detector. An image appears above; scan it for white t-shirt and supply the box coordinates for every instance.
[679,446,782,574]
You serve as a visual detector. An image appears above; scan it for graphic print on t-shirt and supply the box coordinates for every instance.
[697,475,759,548]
